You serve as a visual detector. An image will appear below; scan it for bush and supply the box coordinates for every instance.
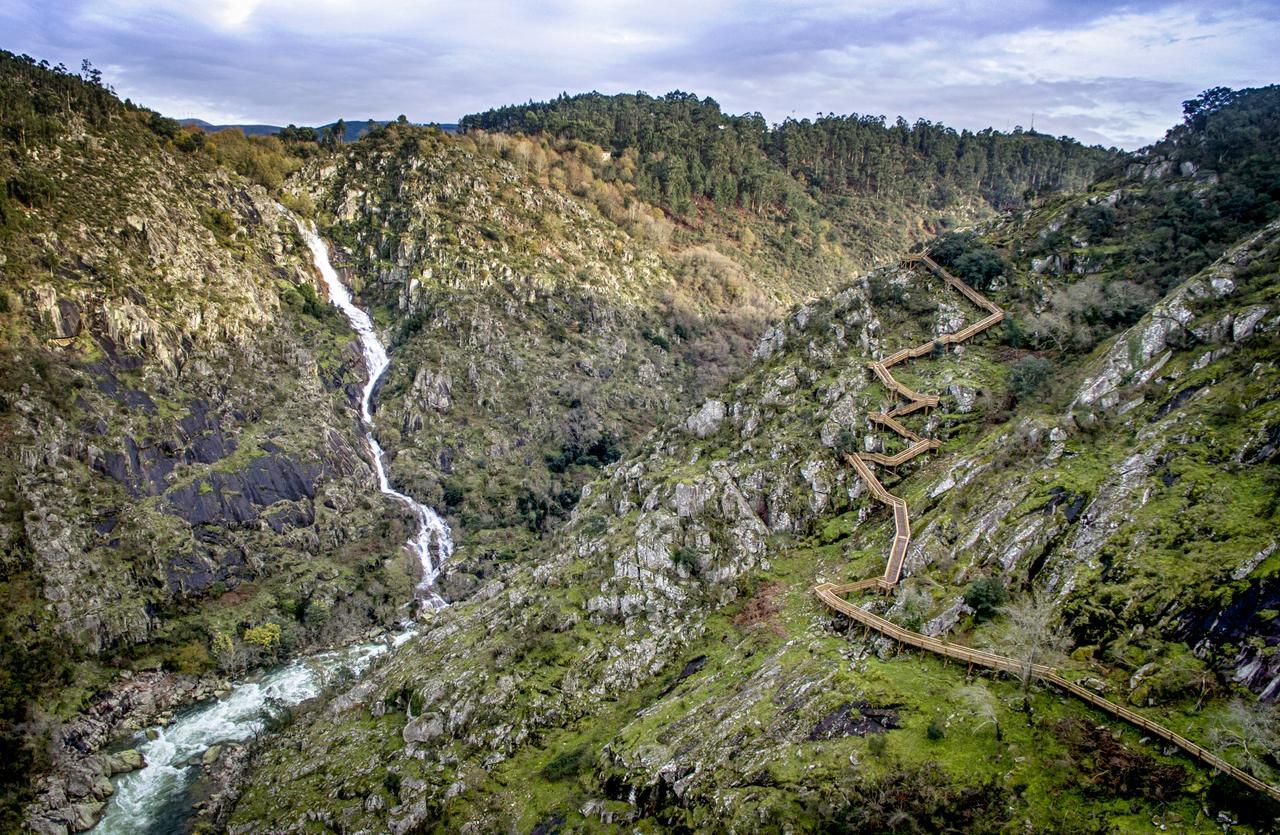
[1079,203,1116,238]
[834,427,859,457]
[951,250,1006,291]
[672,546,700,576]
[540,746,589,782]
[441,479,465,508]
[166,641,212,675]
[295,282,327,319]
[201,206,236,242]
[964,577,1008,622]
[1008,356,1053,405]
[382,771,402,800]
[867,275,907,307]
[930,231,1008,291]
[211,631,235,666]
[5,167,57,208]
[926,716,946,741]
[243,622,282,650]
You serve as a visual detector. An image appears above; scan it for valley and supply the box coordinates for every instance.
[1,47,1278,835]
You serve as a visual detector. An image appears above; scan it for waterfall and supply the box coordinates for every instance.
[296,219,453,608]
[92,214,450,833]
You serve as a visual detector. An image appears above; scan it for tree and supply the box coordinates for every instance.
[987,593,1071,714]
[1211,698,1280,777]
[951,249,1005,291]
[1008,356,1053,405]
[964,576,1008,621]
[324,118,346,147]
[958,683,1002,741]
[1183,87,1239,127]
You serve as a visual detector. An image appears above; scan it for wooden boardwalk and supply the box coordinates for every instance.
[814,253,1280,803]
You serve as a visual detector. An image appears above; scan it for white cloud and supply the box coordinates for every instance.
[6,0,1278,146]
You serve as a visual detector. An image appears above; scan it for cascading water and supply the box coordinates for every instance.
[297,219,453,607]
[92,215,451,833]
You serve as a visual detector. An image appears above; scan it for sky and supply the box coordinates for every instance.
[4,0,1278,149]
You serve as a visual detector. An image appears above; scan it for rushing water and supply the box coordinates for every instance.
[92,217,451,833]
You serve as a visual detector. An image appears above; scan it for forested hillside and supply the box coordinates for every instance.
[460,91,1115,214]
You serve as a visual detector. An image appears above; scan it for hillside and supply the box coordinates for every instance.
[0,52,419,828]
[225,88,1280,832]
[179,118,460,142]
[287,107,1117,608]
[460,91,1118,261]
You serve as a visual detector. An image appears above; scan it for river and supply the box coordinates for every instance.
[92,216,451,833]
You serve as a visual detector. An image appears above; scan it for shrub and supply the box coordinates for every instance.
[382,771,402,800]
[540,746,589,782]
[1009,356,1053,405]
[441,479,465,508]
[951,250,1006,291]
[672,546,700,575]
[201,206,236,242]
[964,577,1008,622]
[243,622,282,650]
[5,167,57,208]
[166,641,212,675]
[867,275,907,308]
[926,716,946,741]
[930,231,1009,290]
[211,631,235,666]
[834,427,859,457]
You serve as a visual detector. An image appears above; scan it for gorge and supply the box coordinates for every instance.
[2,47,1279,834]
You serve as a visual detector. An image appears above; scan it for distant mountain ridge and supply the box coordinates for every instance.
[178,117,458,141]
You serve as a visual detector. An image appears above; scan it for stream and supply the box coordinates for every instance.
[91,217,452,833]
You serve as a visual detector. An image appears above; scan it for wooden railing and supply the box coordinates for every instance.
[859,439,941,468]
[815,584,1280,803]
[868,411,923,442]
[814,253,1280,803]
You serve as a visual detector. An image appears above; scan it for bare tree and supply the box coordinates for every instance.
[958,682,1002,741]
[987,592,1071,714]
[1211,698,1280,777]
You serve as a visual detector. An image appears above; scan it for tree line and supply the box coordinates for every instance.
[458,91,1118,217]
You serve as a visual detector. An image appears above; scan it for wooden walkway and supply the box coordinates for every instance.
[814,253,1280,803]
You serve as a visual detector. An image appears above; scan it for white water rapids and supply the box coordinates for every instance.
[92,217,451,833]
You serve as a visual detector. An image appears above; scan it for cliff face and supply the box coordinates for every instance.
[4,178,410,655]
[229,98,1280,832]
[0,58,419,826]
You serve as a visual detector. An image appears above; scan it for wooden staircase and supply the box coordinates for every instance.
[814,253,1280,803]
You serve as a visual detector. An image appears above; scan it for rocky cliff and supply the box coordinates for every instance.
[0,54,414,828]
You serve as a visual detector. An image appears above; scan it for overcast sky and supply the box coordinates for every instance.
[5,0,1278,148]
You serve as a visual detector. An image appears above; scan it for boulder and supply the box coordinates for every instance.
[684,400,725,439]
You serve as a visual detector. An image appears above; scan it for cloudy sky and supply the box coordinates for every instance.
[5,0,1278,148]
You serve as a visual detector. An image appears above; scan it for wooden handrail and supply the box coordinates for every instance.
[815,585,1280,803]
[868,412,922,442]
[815,253,1280,803]
[859,440,941,468]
